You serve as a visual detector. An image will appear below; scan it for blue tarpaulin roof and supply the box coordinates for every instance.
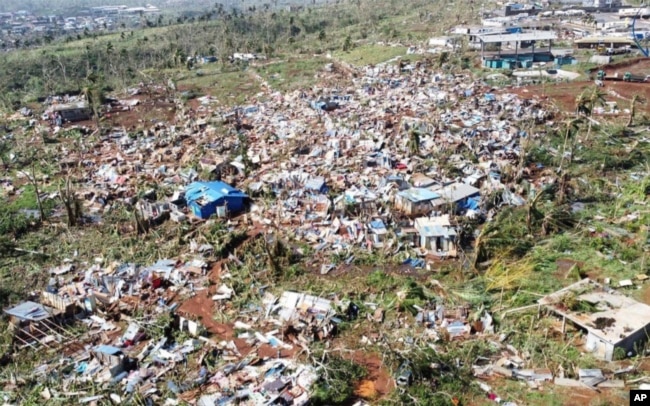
[457,197,480,211]
[185,181,248,203]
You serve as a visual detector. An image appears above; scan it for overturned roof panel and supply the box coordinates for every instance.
[4,301,59,321]
[94,345,123,356]
[277,291,333,322]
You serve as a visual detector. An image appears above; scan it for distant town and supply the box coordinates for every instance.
[0,4,161,47]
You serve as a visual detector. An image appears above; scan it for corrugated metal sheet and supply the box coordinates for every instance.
[4,301,57,321]
[397,188,440,203]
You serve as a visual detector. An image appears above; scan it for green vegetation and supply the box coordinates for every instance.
[334,44,407,66]
[0,0,479,109]
[311,355,367,405]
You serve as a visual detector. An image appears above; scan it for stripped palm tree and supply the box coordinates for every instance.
[627,94,646,127]
[574,91,590,116]
[585,86,606,141]
[525,186,548,236]
[408,129,421,156]
[559,118,581,171]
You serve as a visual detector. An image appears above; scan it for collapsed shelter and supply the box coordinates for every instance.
[539,278,650,361]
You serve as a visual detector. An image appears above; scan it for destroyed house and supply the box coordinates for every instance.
[429,182,480,212]
[93,345,134,376]
[539,279,650,361]
[4,301,64,348]
[304,176,328,194]
[50,101,92,122]
[334,187,378,214]
[275,292,334,322]
[395,188,440,216]
[185,181,249,219]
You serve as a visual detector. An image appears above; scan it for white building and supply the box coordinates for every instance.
[414,215,458,257]
[539,279,650,361]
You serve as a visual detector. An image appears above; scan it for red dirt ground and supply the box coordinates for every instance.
[506,58,650,115]
[174,228,263,343]
[599,57,650,77]
[550,387,628,406]
[54,94,176,131]
[175,260,235,338]
[176,291,234,338]
[347,351,394,400]
[508,80,650,114]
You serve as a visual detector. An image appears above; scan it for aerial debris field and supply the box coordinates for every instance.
[1,1,650,405]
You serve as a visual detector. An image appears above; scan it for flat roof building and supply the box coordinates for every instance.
[574,36,635,48]
[539,278,650,361]
[477,31,557,69]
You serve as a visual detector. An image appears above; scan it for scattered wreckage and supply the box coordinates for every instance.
[6,47,642,405]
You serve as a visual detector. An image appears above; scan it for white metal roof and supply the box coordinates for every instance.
[477,31,557,43]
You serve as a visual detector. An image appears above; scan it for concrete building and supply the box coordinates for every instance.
[588,0,622,7]
[539,278,650,361]
[477,31,557,68]
[574,35,635,49]
[413,215,458,257]
[50,101,92,122]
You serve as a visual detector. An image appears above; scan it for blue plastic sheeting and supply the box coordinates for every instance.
[403,258,425,268]
[458,197,480,210]
[185,181,248,203]
[185,181,248,219]
[95,345,123,356]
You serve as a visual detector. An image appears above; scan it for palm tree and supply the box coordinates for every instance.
[559,118,581,171]
[587,86,607,115]
[580,86,606,141]
[627,94,646,127]
[81,74,105,127]
[526,187,546,236]
[574,91,590,116]
[173,49,185,68]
